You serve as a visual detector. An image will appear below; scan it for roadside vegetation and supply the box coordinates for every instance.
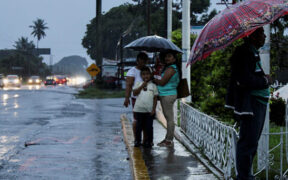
[76,86,125,99]
[0,18,50,78]
[171,14,288,178]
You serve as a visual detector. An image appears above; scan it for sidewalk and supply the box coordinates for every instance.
[121,113,218,180]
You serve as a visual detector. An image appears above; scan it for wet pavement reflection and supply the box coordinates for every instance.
[0,85,132,180]
[141,122,217,180]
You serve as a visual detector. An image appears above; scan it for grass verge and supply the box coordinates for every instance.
[76,87,125,99]
[253,123,288,179]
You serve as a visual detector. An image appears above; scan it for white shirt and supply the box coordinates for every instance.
[133,82,158,113]
[126,67,143,98]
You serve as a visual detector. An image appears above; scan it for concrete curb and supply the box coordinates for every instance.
[121,114,150,180]
[156,108,224,180]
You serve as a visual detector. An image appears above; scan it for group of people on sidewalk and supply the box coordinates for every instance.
[124,27,271,180]
[123,51,181,148]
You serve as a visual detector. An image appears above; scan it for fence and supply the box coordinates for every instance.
[179,101,288,179]
[180,102,238,179]
[254,102,288,179]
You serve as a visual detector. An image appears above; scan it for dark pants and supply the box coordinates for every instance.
[134,112,154,144]
[236,96,267,180]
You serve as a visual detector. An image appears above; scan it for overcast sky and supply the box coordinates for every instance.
[0,0,224,65]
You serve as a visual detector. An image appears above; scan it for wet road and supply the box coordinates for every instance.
[0,85,132,180]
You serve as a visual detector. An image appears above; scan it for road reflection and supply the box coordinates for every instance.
[2,87,21,91]
[0,136,19,161]
[2,94,8,106]
[14,103,19,109]
[28,85,40,90]
[2,94,8,100]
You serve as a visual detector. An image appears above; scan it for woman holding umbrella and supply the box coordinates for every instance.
[153,51,181,147]
[125,35,183,147]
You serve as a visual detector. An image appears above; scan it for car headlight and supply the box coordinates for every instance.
[28,79,32,83]
[36,79,40,83]
[3,79,8,84]
[14,79,19,83]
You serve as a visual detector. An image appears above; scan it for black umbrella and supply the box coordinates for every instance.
[124,35,182,53]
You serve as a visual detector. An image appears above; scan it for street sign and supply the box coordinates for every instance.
[32,48,51,55]
[86,64,100,77]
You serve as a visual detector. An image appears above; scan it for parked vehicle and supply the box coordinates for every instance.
[0,74,4,88]
[28,76,41,85]
[3,75,21,87]
[44,79,57,86]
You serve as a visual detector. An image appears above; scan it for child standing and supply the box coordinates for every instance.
[133,66,158,148]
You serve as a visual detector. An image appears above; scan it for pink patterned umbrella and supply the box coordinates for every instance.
[188,0,288,65]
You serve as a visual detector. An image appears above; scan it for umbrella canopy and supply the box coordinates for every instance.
[125,35,182,53]
[188,0,288,65]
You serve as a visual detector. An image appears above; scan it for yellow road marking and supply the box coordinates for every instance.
[121,114,150,180]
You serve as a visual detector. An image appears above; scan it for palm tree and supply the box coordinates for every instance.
[29,18,48,49]
[14,37,35,52]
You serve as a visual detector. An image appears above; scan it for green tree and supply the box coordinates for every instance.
[271,15,288,79]
[171,28,239,122]
[14,37,35,52]
[131,0,210,14]
[29,18,48,49]
[197,40,243,121]
[0,50,50,77]
[82,3,181,60]
[132,0,213,26]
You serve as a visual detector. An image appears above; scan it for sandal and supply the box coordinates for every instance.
[157,140,174,147]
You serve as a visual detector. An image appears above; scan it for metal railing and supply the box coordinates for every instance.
[179,101,288,179]
[180,102,238,179]
[254,102,288,180]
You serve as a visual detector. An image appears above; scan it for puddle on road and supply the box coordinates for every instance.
[55,103,91,118]
[55,112,86,118]
[24,117,51,126]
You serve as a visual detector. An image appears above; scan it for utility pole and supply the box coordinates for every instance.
[96,0,103,78]
[147,0,151,35]
[257,24,271,173]
[120,36,124,80]
[167,0,172,40]
[164,0,167,38]
[182,0,191,102]
[49,54,53,74]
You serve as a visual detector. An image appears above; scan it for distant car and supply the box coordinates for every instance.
[3,75,21,87]
[55,76,67,85]
[0,74,4,88]
[28,76,41,85]
[44,79,57,86]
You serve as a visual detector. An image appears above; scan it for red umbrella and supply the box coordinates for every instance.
[188,0,288,65]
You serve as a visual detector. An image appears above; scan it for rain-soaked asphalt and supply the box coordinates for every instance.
[142,121,217,180]
[0,85,132,180]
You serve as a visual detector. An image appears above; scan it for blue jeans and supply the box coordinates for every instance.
[236,96,267,180]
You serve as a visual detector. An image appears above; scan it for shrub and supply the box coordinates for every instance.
[270,93,286,126]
